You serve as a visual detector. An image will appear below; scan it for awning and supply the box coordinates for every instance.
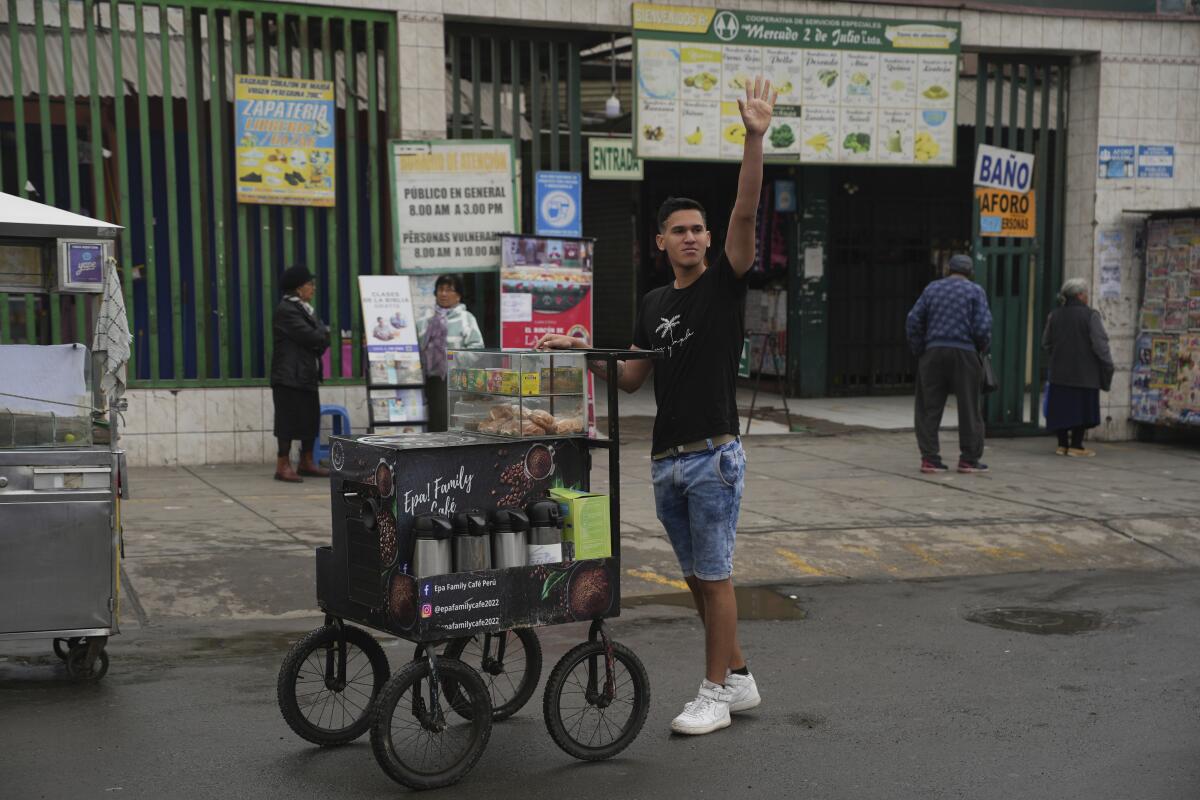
[0,192,122,239]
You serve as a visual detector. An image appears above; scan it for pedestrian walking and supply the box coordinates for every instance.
[1042,278,1114,457]
[416,274,484,431]
[537,77,777,736]
[906,254,993,474]
[270,265,331,482]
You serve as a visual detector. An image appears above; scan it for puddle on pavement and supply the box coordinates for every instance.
[964,606,1107,635]
[623,586,807,621]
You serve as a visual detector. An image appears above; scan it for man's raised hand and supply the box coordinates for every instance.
[737,76,778,138]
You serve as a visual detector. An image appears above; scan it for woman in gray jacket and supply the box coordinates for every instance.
[1042,278,1114,457]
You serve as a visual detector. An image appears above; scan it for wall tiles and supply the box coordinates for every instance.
[232,388,263,432]
[1120,21,1142,55]
[520,0,545,20]
[1141,23,1163,57]
[144,390,177,435]
[177,433,207,466]
[145,435,178,468]
[206,432,236,465]
[1041,16,1063,50]
[1021,15,1042,49]
[1061,18,1083,50]
[121,433,148,467]
[205,389,237,432]
[176,390,206,433]
[1162,24,1181,56]
[235,431,262,465]
[121,390,148,435]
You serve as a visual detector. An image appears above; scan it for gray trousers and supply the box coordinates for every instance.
[914,347,985,462]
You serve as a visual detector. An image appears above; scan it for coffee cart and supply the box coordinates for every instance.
[277,348,657,790]
[0,192,127,680]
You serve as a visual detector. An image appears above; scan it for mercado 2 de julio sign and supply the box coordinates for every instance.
[632,3,960,166]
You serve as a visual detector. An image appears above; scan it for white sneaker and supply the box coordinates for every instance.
[725,671,761,713]
[670,680,732,735]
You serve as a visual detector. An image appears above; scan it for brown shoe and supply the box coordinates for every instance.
[297,453,330,478]
[274,456,303,483]
[1066,447,1096,458]
[1054,446,1068,456]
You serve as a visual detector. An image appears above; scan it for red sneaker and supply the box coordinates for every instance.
[920,458,949,474]
[957,459,989,473]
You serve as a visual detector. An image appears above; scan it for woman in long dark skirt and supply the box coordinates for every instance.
[1042,278,1114,457]
[271,265,331,482]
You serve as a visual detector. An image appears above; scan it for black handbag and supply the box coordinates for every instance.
[980,353,999,394]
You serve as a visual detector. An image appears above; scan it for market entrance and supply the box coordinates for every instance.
[826,139,974,396]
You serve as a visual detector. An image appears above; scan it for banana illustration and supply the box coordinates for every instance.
[685,127,704,146]
[804,132,831,153]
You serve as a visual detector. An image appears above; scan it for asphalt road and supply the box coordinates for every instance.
[3,567,1198,800]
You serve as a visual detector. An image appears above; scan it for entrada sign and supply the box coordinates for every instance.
[588,138,644,180]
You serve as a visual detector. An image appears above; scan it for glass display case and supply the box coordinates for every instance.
[446,349,588,437]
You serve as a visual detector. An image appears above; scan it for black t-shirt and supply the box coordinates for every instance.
[633,250,747,454]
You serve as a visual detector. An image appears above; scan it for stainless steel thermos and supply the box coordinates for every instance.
[490,509,529,568]
[525,499,563,564]
[453,510,492,572]
[412,513,452,578]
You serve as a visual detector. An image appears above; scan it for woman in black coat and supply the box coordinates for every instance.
[271,265,331,482]
[1042,278,1114,458]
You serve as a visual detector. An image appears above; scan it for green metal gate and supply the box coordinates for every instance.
[0,0,398,386]
[972,54,1069,432]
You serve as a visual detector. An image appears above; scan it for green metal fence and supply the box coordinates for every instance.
[0,0,399,387]
[972,55,1069,431]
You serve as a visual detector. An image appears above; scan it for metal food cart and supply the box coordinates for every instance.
[0,192,127,680]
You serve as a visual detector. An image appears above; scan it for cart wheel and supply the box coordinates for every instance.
[53,637,85,661]
[444,629,542,721]
[543,640,650,761]
[370,656,492,790]
[65,646,109,681]
[277,624,390,746]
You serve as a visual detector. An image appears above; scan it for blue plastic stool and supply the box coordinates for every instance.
[313,404,351,465]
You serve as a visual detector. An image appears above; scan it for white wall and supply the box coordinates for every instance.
[119,386,369,467]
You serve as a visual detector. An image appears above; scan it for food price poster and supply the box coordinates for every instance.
[632,3,960,166]
[389,140,518,272]
[235,75,336,206]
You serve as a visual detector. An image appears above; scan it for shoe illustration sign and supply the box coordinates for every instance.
[235,74,336,207]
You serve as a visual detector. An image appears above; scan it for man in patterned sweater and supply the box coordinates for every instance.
[905,254,993,474]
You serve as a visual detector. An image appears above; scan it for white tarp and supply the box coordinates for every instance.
[0,344,90,419]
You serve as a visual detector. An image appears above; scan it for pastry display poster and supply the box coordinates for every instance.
[1130,216,1200,427]
[632,4,960,165]
[359,275,424,387]
[235,75,335,206]
[389,139,518,272]
[498,235,594,350]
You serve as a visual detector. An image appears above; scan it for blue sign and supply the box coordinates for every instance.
[1137,145,1174,178]
[774,179,797,212]
[535,171,582,238]
[67,242,104,285]
[1098,145,1135,179]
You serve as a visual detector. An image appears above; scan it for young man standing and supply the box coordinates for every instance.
[538,78,776,735]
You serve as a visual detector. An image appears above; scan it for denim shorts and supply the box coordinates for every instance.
[650,438,745,581]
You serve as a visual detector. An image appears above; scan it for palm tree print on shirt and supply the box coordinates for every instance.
[653,314,694,356]
[655,315,681,344]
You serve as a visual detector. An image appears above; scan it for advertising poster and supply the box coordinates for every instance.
[499,235,594,350]
[632,4,960,165]
[234,75,335,206]
[390,140,518,272]
[359,275,424,389]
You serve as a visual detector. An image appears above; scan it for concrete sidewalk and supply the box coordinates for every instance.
[116,430,1200,626]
